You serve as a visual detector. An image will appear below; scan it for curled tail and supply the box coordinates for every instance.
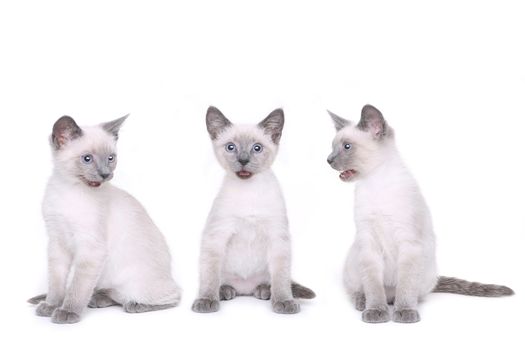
[433,276,514,297]
[27,294,47,305]
[291,282,316,299]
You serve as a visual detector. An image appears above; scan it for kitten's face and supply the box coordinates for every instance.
[206,107,284,179]
[50,115,128,188]
[327,105,393,182]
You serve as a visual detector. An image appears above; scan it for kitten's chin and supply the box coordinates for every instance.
[339,169,357,182]
[235,170,253,179]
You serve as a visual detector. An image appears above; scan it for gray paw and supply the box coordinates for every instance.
[272,299,300,314]
[192,298,220,313]
[353,292,366,311]
[123,301,175,313]
[51,308,81,324]
[393,309,420,323]
[88,290,118,308]
[36,301,57,317]
[219,285,237,301]
[254,284,271,300]
[362,306,390,323]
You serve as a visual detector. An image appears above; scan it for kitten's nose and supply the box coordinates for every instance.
[327,157,334,164]
[239,158,250,166]
[99,173,111,180]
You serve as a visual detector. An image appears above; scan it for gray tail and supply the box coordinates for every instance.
[433,276,514,297]
[291,282,316,299]
[27,294,47,305]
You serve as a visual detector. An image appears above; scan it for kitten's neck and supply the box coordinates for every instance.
[223,169,276,185]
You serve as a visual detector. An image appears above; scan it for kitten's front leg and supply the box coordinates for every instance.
[268,234,299,314]
[52,242,107,324]
[36,237,72,317]
[359,236,390,323]
[392,242,424,323]
[192,228,229,313]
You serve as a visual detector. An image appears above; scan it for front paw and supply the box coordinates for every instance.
[272,299,300,314]
[393,309,420,323]
[191,298,220,313]
[36,301,57,317]
[51,308,81,324]
[362,306,390,323]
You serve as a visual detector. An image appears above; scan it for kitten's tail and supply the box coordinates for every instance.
[292,282,316,299]
[27,294,47,305]
[432,276,514,297]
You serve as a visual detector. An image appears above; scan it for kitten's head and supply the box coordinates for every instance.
[327,104,394,182]
[50,115,128,188]
[205,106,284,179]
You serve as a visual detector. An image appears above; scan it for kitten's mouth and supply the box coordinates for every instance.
[79,176,102,188]
[339,169,357,182]
[236,170,253,179]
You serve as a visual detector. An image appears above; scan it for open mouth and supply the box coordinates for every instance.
[79,176,102,187]
[236,170,253,179]
[339,169,357,182]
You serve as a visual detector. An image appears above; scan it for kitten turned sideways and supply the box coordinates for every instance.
[192,106,315,314]
[28,116,181,324]
[327,105,513,323]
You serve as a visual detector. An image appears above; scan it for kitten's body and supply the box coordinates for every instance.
[206,170,287,296]
[192,107,314,314]
[30,118,180,324]
[327,105,513,323]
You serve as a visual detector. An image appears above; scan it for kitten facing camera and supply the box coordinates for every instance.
[327,105,513,323]
[192,106,315,314]
[28,116,181,324]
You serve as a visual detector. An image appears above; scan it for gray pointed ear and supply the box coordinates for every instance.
[51,116,83,150]
[258,108,284,144]
[357,105,390,139]
[206,106,232,140]
[102,114,129,140]
[327,110,350,131]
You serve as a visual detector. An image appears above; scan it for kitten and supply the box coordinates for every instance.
[327,105,513,323]
[28,115,181,324]
[192,106,315,314]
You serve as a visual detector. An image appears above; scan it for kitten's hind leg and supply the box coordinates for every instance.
[254,284,271,300]
[219,285,237,301]
[88,289,119,308]
[352,291,366,311]
[123,301,177,313]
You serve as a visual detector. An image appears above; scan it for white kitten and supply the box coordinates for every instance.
[327,105,513,323]
[192,107,315,314]
[29,116,181,324]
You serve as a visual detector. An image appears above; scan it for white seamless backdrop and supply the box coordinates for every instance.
[0,1,523,349]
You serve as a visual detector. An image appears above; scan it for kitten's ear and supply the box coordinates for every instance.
[206,106,232,139]
[51,116,83,150]
[357,104,389,139]
[102,114,129,140]
[327,110,350,131]
[258,108,284,144]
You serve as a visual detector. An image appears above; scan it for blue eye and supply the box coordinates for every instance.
[82,154,93,163]
[108,154,116,162]
[344,143,352,150]
[252,143,263,153]
[225,143,236,152]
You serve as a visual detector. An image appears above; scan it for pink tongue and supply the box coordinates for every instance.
[239,171,251,176]
[89,181,101,187]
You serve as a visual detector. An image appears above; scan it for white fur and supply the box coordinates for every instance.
[194,120,298,313]
[40,122,180,321]
[332,120,438,319]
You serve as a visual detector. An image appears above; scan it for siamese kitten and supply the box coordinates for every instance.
[28,116,181,324]
[327,105,513,323]
[192,106,315,314]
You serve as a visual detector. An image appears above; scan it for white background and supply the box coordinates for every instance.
[1,0,523,349]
